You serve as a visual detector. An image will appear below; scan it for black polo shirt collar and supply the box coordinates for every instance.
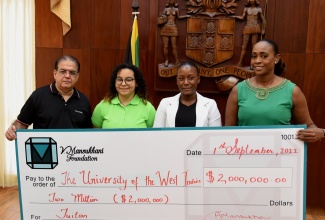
[49,81,80,99]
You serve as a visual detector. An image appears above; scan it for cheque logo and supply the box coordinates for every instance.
[60,146,104,162]
[25,137,58,169]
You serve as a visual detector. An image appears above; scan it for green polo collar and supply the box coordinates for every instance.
[111,94,141,106]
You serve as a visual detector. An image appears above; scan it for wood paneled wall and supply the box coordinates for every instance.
[35,0,325,207]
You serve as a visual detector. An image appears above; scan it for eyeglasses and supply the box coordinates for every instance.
[57,69,79,77]
[115,77,135,85]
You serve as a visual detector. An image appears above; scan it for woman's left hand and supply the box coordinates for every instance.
[296,128,324,142]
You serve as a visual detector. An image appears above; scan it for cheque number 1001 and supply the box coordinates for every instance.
[281,134,295,140]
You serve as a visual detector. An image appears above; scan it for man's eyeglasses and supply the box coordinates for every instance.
[58,69,79,77]
[115,77,135,85]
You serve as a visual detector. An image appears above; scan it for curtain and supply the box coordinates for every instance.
[0,0,35,187]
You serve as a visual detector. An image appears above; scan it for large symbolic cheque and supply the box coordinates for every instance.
[16,126,306,220]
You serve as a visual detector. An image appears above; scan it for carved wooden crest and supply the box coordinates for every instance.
[155,0,268,92]
[185,0,238,67]
[186,17,235,67]
[186,0,238,15]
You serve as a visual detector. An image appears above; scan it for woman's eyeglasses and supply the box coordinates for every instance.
[115,77,135,85]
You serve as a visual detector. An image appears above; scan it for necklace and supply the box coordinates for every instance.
[244,79,289,100]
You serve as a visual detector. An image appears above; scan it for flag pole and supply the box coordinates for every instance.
[124,0,140,67]
[132,0,140,17]
[131,0,140,67]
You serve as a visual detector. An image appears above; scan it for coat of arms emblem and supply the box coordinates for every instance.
[185,0,238,67]
[156,0,267,92]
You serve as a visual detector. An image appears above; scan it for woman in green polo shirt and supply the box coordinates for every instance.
[91,64,156,128]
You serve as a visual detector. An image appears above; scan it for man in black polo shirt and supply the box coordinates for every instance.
[5,55,92,141]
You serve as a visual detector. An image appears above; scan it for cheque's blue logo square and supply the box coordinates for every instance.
[25,137,58,169]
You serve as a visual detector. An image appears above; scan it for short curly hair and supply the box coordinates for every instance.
[104,63,149,104]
